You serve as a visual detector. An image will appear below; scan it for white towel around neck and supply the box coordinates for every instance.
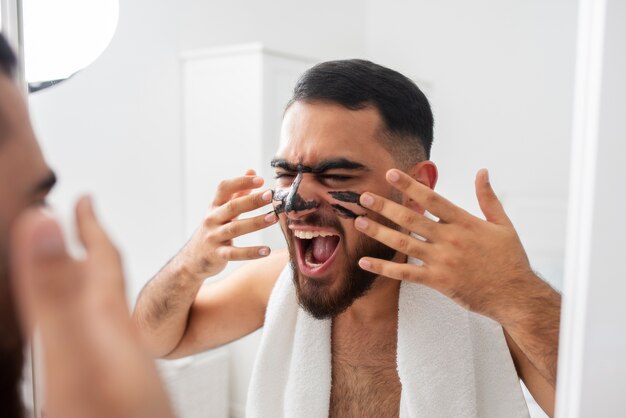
[247,258,530,418]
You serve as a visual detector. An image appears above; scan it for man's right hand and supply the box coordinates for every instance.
[176,171,278,281]
[133,170,279,358]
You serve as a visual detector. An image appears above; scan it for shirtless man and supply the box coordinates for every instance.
[134,60,560,417]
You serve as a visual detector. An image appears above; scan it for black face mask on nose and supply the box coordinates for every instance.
[272,175,366,220]
[273,171,320,215]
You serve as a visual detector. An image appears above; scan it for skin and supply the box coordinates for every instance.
[0,73,174,418]
[133,100,558,417]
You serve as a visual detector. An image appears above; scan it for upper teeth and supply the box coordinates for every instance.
[293,230,337,239]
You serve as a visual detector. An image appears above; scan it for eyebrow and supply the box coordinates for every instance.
[33,170,57,195]
[270,158,369,173]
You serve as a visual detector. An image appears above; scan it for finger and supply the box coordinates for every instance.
[215,211,278,241]
[10,208,82,337]
[75,196,125,295]
[359,192,439,239]
[213,189,273,223]
[217,245,271,261]
[76,196,114,253]
[358,257,427,284]
[9,209,93,408]
[386,169,460,222]
[213,174,264,207]
[475,169,512,226]
[354,216,429,260]
[233,189,253,199]
[233,169,258,199]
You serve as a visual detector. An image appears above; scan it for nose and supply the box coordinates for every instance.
[283,172,321,220]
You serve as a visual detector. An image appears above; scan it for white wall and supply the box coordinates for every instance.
[178,0,367,60]
[29,0,368,301]
[29,0,184,299]
[365,0,578,289]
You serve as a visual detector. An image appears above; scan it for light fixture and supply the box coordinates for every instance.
[23,0,118,92]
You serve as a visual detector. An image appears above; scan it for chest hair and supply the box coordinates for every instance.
[329,318,401,418]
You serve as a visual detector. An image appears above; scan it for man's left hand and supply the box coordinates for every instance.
[354,168,537,322]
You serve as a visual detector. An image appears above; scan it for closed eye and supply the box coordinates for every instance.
[319,175,352,181]
[274,172,295,179]
[317,175,355,187]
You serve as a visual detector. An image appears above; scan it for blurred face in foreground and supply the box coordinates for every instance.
[0,73,56,414]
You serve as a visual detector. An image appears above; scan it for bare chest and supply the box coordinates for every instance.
[329,321,401,418]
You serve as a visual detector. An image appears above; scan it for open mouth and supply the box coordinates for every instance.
[293,230,341,278]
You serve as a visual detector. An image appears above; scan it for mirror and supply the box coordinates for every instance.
[23,1,579,418]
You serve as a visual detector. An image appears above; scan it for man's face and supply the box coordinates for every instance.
[272,101,402,319]
[0,74,55,370]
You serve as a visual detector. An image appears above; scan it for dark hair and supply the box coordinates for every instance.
[288,59,434,164]
[0,33,17,145]
[0,33,17,78]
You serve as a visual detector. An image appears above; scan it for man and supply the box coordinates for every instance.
[134,60,560,416]
[0,33,174,418]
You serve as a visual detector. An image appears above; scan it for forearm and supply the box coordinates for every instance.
[133,255,204,358]
[490,272,561,386]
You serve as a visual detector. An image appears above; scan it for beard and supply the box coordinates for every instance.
[0,246,26,418]
[285,211,398,320]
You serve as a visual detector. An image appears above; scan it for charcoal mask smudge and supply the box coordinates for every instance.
[272,165,368,219]
[272,189,289,215]
[328,191,362,205]
[328,191,367,218]
[331,204,359,219]
[273,171,319,215]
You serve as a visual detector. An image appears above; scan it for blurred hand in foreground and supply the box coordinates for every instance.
[11,197,175,418]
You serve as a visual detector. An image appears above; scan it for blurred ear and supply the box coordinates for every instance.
[403,160,438,212]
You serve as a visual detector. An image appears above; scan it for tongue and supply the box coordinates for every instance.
[311,236,339,264]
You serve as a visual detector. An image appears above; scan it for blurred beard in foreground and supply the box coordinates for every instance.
[0,246,25,418]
